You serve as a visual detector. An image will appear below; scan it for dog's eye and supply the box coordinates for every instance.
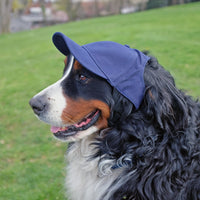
[79,74,88,82]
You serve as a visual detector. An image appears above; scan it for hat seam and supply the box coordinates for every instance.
[82,46,110,80]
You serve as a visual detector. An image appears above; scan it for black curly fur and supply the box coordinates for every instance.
[94,56,200,200]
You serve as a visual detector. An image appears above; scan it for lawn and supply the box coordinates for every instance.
[0,2,199,200]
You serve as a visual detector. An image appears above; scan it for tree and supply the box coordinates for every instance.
[94,0,100,17]
[39,0,46,22]
[58,0,81,21]
[0,0,13,33]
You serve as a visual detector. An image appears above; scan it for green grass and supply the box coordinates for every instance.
[0,2,199,200]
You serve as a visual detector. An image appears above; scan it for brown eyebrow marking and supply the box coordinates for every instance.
[74,60,83,71]
[64,56,68,65]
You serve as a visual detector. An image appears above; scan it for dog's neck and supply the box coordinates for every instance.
[66,134,98,171]
[65,134,123,200]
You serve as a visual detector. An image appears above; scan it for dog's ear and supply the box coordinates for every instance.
[109,88,134,126]
[143,57,188,131]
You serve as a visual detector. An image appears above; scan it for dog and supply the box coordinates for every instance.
[29,32,200,200]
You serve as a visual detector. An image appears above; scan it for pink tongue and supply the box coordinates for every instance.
[50,126,68,133]
[75,118,91,128]
[51,126,61,133]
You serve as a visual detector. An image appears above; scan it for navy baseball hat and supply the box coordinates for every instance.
[52,32,150,109]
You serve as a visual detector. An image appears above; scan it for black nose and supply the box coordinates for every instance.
[29,97,46,116]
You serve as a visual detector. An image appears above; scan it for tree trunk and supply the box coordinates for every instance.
[94,0,100,17]
[39,0,46,22]
[179,0,184,4]
[115,0,123,14]
[0,0,13,34]
[172,0,177,4]
[65,0,81,21]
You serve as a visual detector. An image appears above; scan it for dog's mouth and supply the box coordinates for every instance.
[51,110,100,140]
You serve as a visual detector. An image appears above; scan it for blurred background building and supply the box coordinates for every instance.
[0,0,199,34]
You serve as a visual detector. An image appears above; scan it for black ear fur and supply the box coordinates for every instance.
[143,57,189,132]
[108,88,134,126]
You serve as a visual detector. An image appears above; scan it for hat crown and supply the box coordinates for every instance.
[82,41,135,80]
[52,32,150,109]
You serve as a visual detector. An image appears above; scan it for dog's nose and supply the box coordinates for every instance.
[29,97,46,116]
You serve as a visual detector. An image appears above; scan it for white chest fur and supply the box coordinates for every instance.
[65,136,122,200]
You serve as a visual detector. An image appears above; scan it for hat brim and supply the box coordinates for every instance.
[52,32,107,80]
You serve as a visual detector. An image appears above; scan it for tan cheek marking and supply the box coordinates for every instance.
[61,98,110,129]
[93,101,110,129]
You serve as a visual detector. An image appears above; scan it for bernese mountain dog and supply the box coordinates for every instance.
[29,33,200,200]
